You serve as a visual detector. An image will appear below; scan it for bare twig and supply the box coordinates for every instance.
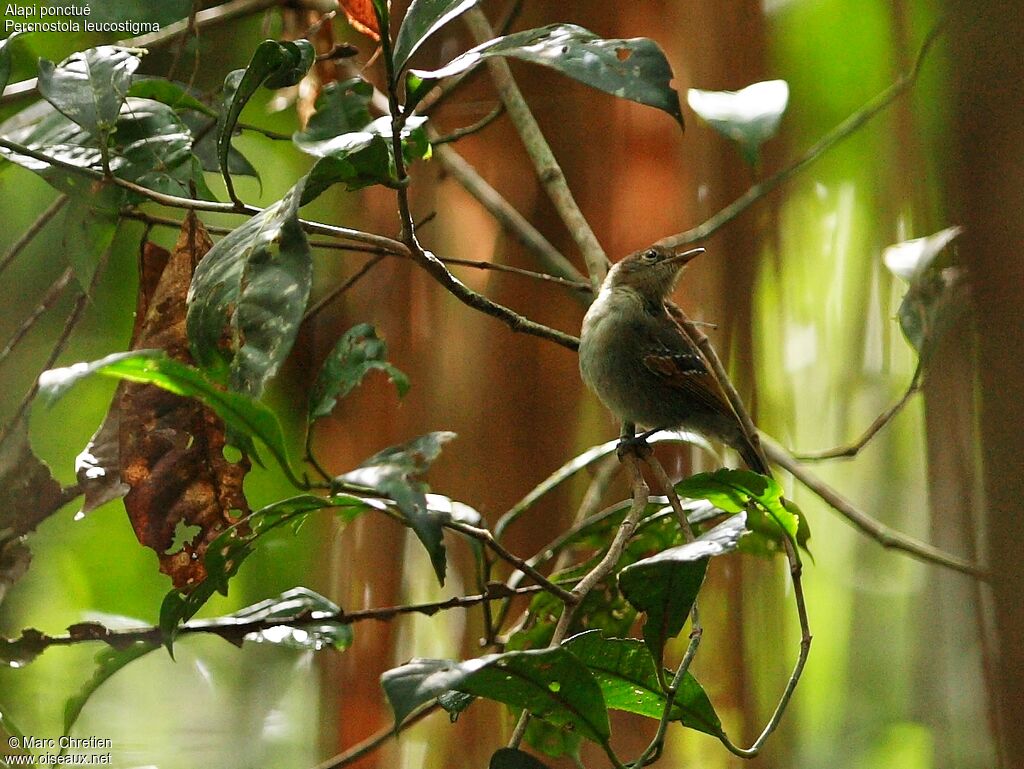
[0,267,75,367]
[302,255,386,324]
[760,434,987,579]
[0,195,68,279]
[1,0,285,103]
[312,702,441,769]
[432,104,505,145]
[795,364,923,460]
[432,142,588,288]
[656,20,948,250]
[463,7,609,289]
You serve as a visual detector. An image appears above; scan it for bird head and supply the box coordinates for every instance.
[606,245,705,299]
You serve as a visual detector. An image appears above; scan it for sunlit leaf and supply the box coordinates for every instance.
[335,432,456,584]
[187,179,312,398]
[563,630,723,736]
[37,47,142,137]
[393,0,479,72]
[381,648,610,743]
[409,24,683,124]
[687,79,789,164]
[309,323,409,420]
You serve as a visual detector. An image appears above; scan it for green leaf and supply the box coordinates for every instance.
[0,33,22,94]
[381,648,610,743]
[127,78,217,116]
[109,98,195,199]
[37,46,142,137]
[0,702,27,741]
[218,40,314,192]
[410,24,683,125]
[309,323,409,420]
[335,431,456,584]
[0,108,103,194]
[293,78,431,199]
[37,350,300,484]
[489,748,552,769]
[61,198,119,289]
[182,112,259,180]
[687,80,789,165]
[393,0,479,73]
[63,642,157,739]
[187,178,312,398]
[221,587,352,651]
[562,631,723,737]
[437,690,474,721]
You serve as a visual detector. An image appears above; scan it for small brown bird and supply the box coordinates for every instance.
[578,245,770,475]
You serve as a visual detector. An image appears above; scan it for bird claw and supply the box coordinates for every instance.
[617,433,653,461]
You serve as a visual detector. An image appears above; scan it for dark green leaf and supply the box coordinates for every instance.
[187,178,312,397]
[393,0,479,72]
[182,112,259,179]
[381,648,610,743]
[0,108,103,194]
[218,40,314,191]
[37,46,142,136]
[0,33,22,94]
[562,631,723,736]
[490,748,552,769]
[37,350,301,485]
[438,690,474,721]
[61,198,119,289]
[127,78,217,116]
[302,139,393,201]
[63,642,157,738]
[109,98,195,198]
[335,431,456,584]
[687,80,789,165]
[221,587,351,651]
[293,78,374,152]
[410,24,683,125]
[309,323,409,420]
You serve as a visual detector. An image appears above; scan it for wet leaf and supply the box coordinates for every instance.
[37,46,142,137]
[218,40,314,192]
[393,0,479,72]
[335,431,456,584]
[687,80,789,165]
[309,323,409,420]
[381,648,610,743]
[63,642,157,739]
[563,630,723,736]
[438,690,474,721]
[409,24,683,125]
[218,587,352,651]
[187,178,312,398]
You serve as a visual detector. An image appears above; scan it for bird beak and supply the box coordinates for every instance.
[662,247,705,267]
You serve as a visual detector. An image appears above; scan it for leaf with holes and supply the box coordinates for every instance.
[37,46,142,137]
[563,631,723,737]
[687,80,789,165]
[381,648,610,743]
[618,514,748,669]
[187,178,312,398]
[218,40,314,193]
[409,24,682,124]
[335,431,455,584]
[309,323,409,420]
[393,0,479,72]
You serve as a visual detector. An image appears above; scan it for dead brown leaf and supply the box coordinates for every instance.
[118,214,251,590]
[340,0,381,41]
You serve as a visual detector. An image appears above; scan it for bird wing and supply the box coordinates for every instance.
[641,305,738,418]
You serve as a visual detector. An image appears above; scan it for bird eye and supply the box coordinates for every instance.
[641,249,659,262]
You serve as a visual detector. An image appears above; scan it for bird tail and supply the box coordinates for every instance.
[737,436,772,477]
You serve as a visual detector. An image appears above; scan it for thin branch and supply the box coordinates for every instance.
[0,267,75,367]
[1,584,546,656]
[1,0,285,103]
[795,364,923,460]
[432,142,588,288]
[463,7,609,289]
[441,255,590,291]
[432,104,505,145]
[760,434,988,579]
[302,255,386,324]
[312,702,441,769]
[656,20,948,250]
[0,195,68,279]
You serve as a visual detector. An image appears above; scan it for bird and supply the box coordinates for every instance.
[578,244,770,475]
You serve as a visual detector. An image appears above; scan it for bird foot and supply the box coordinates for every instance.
[616,432,654,461]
